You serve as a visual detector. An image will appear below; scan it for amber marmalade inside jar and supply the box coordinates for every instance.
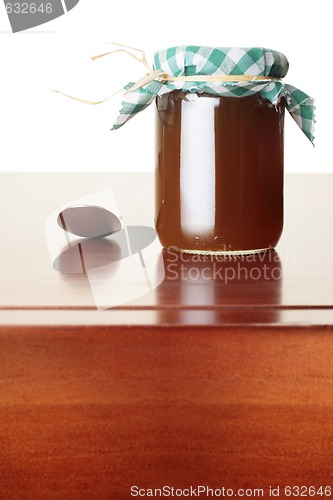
[155,91,285,254]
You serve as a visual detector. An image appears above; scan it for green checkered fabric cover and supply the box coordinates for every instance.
[112,46,315,143]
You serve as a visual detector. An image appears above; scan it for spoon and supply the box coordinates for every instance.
[57,205,122,239]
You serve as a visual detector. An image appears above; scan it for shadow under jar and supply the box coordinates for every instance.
[155,91,285,255]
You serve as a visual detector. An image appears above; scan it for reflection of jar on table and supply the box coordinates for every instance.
[157,248,283,326]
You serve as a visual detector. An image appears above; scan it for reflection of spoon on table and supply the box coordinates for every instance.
[57,205,122,238]
[56,205,161,294]
[53,238,122,274]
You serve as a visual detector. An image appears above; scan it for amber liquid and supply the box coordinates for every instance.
[155,91,285,254]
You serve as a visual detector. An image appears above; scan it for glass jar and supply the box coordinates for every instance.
[155,90,285,254]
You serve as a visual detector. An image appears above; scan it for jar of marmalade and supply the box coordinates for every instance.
[155,90,285,254]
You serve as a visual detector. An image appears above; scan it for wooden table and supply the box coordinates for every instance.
[0,173,333,499]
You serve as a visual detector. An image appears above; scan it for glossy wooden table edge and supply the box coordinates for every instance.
[0,310,332,328]
[1,305,333,311]
[1,304,333,327]
[0,323,332,333]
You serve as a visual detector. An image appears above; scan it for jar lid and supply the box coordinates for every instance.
[109,44,314,144]
[153,46,289,79]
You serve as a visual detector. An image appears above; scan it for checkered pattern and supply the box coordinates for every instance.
[112,46,315,144]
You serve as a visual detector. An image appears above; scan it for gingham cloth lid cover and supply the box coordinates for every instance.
[112,46,314,144]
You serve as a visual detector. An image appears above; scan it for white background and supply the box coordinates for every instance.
[0,0,330,173]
